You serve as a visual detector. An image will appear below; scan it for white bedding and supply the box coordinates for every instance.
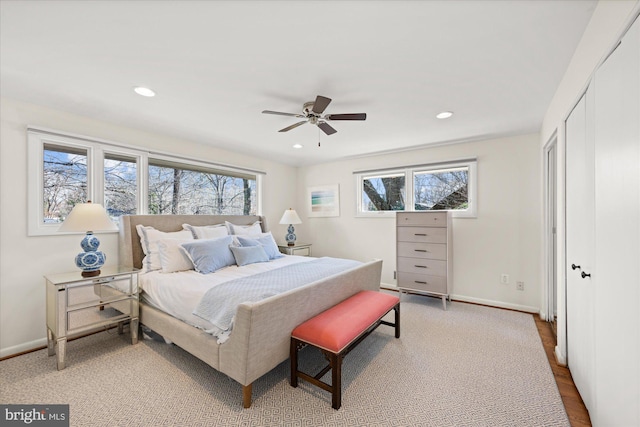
[140,255,314,332]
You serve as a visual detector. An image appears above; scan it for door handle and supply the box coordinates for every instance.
[571,263,581,271]
[581,271,591,279]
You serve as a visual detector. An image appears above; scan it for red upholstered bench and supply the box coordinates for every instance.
[290,290,400,409]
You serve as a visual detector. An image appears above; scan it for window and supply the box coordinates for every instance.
[43,144,88,223]
[104,153,138,221]
[355,158,477,218]
[413,166,469,211]
[28,129,264,235]
[148,159,256,215]
[360,171,406,212]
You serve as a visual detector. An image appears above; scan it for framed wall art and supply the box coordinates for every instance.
[308,184,340,217]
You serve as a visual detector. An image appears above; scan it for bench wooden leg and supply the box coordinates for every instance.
[394,303,401,338]
[331,352,342,410]
[290,338,299,387]
[242,384,252,408]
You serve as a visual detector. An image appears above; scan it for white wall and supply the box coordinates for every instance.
[296,133,542,312]
[539,0,639,365]
[0,97,298,357]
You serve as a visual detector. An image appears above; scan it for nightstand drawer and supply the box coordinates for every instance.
[397,272,447,294]
[291,247,310,256]
[67,276,137,307]
[397,242,447,260]
[397,257,447,276]
[397,226,447,243]
[67,297,137,333]
[397,212,447,227]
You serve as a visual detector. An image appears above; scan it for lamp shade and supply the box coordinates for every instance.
[279,208,302,225]
[58,202,118,232]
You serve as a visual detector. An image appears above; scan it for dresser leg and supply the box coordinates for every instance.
[56,338,66,370]
[442,296,447,311]
[47,329,55,356]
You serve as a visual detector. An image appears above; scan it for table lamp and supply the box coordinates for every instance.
[58,201,118,277]
[279,208,302,246]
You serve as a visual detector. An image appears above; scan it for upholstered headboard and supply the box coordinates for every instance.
[118,215,267,269]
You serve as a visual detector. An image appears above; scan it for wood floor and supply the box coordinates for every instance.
[534,315,592,427]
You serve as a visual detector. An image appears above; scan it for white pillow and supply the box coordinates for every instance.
[157,238,195,273]
[136,225,193,272]
[225,220,262,237]
[183,223,229,240]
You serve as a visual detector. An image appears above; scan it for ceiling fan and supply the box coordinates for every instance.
[262,95,366,136]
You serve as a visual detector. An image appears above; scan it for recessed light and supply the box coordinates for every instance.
[436,111,453,119]
[293,144,303,149]
[133,86,156,97]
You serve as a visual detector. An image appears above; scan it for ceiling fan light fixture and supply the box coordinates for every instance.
[436,111,454,119]
[134,86,156,97]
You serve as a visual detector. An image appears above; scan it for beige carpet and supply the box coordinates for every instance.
[0,294,569,426]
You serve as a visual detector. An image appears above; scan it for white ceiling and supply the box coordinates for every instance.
[0,1,597,166]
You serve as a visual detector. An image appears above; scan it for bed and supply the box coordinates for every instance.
[118,214,383,408]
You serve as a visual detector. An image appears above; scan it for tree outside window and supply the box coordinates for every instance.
[104,154,137,221]
[148,162,256,216]
[361,172,405,212]
[43,144,87,223]
[414,167,468,210]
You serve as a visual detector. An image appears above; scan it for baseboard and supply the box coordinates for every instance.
[380,286,540,314]
[0,337,47,359]
[554,345,567,366]
[449,294,539,313]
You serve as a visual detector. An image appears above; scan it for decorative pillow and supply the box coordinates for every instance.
[180,236,236,274]
[230,245,269,266]
[225,220,262,237]
[157,239,195,273]
[183,223,229,240]
[236,232,283,260]
[136,225,193,272]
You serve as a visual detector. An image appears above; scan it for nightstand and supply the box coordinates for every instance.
[45,266,139,370]
[278,242,312,257]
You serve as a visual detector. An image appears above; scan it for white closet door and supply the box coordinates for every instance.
[593,16,640,426]
[565,90,595,413]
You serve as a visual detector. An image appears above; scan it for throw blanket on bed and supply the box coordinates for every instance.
[193,257,361,343]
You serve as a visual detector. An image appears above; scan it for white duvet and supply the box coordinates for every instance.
[139,255,314,332]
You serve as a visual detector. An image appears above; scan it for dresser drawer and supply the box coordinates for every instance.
[397,257,447,276]
[397,242,447,260]
[397,226,447,243]
[397,272,447,294]
[397,212,447,227]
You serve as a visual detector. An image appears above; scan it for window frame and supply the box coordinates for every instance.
[354,158,477,218]
[28,128,263,236]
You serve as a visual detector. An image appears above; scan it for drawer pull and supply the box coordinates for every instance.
[414,233,427,236]
[414,265,427,268]
[414,249,427,252]
[414,280,427,284]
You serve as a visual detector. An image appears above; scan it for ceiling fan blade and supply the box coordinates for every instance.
[262,110,304,118]
[317,122,337,135]
[279,121,307,132]
[325,113,367,121]
[312,96,332,114]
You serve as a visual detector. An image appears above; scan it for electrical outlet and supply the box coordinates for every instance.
[501,274,509,284]
[516,281,525,291]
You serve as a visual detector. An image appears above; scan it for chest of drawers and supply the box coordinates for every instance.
[396,212,452,309]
